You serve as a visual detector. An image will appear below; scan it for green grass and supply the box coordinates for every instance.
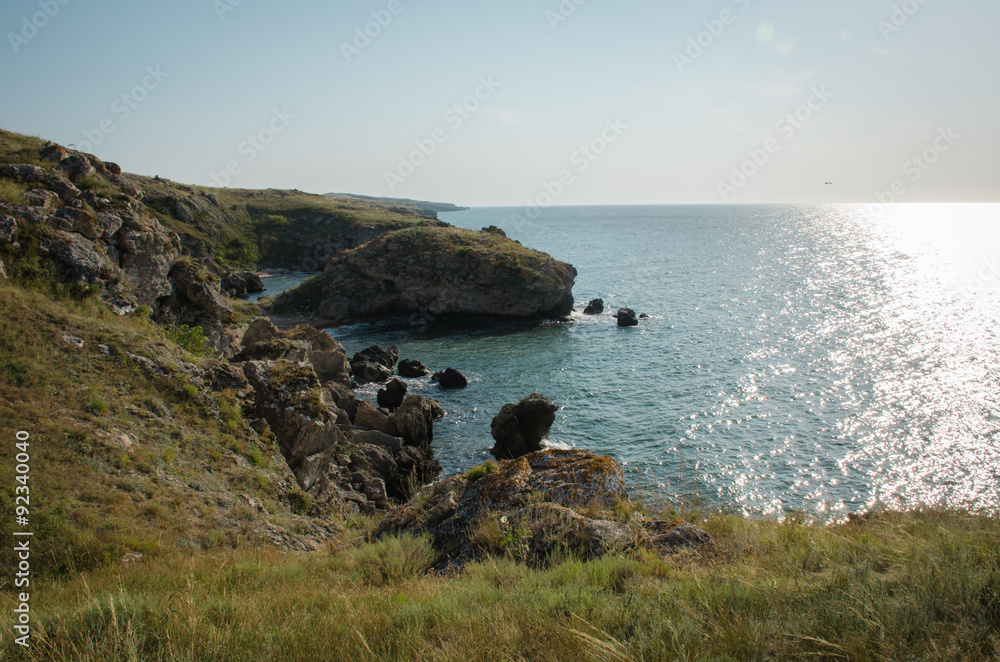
[0,177,28,204]
[0,509,997,661]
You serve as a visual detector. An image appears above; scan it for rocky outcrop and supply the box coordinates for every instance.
[584,298,604,315]
[168,259,234,324]
[432,367,468,389]
[240,357,440,513]
[238,318,351,387]
[615,308,639,327]
[376,449,709,567]
[277,226,576,323]
[490,393,558,460]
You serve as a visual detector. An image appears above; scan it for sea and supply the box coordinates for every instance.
[262,204,1000,519]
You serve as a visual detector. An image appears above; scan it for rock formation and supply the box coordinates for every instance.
[615,308,639,327]
[584,298,604,314]
[490,393,558,459]
[376,449,711,567]
[276,226,576,322]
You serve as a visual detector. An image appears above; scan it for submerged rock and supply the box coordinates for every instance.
[490,393,557,460]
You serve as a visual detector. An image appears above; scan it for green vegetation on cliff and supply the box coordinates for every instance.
[0,129,447,273]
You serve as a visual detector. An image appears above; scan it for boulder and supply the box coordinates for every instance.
[220,269,264,298]
[432,367,468,389]
[615,308,639,327]
[389,395,442,450]
[583,298,604,315]
[0,215,17,244]
[398,358,431,378]
[353,401,397,436]
[377,378,408,412]
[39,229,122,284]
[349,430,403,455]
[242,317,283,347]
[490,393,558,460]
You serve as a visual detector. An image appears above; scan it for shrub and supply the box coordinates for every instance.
[165,324,210,356]
[464,461,499,484]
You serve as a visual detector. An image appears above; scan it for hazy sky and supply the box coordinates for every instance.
[1,0,997,206]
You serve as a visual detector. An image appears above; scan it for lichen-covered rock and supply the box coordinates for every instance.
[169,259,234,324]
[280,226,576,322]
[490,393,558,459]
[376,449,632,566]
[38,228,123,284]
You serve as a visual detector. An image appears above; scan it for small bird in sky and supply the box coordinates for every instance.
[824,181,833,185]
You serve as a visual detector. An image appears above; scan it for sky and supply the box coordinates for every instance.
[1,0,998,207]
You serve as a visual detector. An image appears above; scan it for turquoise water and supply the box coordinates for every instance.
[321,204,1000,518]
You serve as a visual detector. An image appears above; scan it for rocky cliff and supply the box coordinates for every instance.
[274,225,577,322]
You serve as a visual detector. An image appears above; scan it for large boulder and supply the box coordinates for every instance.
[490,393,558,460]
[389,395,443,450]
[278,226,576,322]
[584,298,604,315]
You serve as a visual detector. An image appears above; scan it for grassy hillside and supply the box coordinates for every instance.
[0,280,332,577]
[0,129,447,271]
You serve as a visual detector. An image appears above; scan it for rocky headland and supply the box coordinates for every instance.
[273,225,577,323]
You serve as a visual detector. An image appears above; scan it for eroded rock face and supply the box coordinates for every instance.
[490,393,558,460]
[280,226,576,322]
[238,319,351,387]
